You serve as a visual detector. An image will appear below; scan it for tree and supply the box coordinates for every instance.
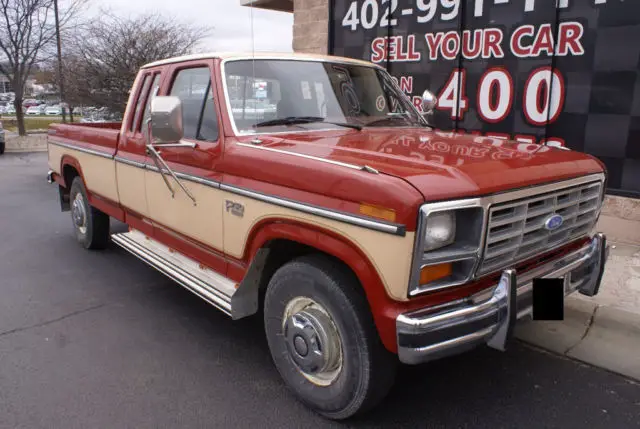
[0,0,83,136]
[69,12,210,114]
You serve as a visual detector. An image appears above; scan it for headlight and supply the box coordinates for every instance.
[424,211,456,251]
[408,201,486,297]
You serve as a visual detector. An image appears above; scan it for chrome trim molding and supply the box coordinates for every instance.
[236,142,366,171]
[145,164,221,189]
[48,139,114,159]
[114,156,146,169]
[116,157,403,236]
[220,183,406,236]
[408,173,606,297]
[397,233,609,364]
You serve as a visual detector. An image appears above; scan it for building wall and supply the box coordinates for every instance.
[250,0,640,243]
[292,0,329,54]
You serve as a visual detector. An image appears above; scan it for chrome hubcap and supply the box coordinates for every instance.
[283,297,343,386]
[71,193,87,234]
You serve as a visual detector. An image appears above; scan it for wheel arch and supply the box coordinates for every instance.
[240,219,400,353]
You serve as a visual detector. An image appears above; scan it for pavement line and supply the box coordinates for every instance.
[564,304,599,355]
[0,303,106,338]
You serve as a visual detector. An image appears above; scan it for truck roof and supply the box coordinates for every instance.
[141,52,381,69]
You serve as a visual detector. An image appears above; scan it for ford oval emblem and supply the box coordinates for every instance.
[545,214,564,231]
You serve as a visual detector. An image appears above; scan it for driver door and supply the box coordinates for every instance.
[143,61,226,274]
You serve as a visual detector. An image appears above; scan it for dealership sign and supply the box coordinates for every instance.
[330,0,640,196]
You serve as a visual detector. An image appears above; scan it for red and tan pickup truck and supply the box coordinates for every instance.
[47,52,609,419]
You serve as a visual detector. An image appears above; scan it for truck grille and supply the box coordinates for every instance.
[478,181,603,275]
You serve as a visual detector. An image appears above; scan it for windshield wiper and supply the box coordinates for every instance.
[254,116,362,131]
[365,113,419,128]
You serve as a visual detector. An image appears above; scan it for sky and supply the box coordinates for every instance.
[85,0,293,53]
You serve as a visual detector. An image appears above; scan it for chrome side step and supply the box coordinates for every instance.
[112,229,238,317]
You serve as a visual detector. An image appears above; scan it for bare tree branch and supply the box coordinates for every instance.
[61,11,210,114]
[0,0,85,135]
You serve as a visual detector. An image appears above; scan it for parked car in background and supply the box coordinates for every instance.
[45,105,62,116]
[26,105,45,115]
[22,99,39,108]
[6,105,16,115]
[0,105,6,115]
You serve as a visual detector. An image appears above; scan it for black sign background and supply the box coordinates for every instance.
[329,0,640,197]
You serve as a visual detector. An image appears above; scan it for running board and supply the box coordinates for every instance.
[112,229,244,318]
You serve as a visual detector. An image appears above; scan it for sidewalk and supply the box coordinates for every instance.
[4,133,48,153]
[515,241,640,381]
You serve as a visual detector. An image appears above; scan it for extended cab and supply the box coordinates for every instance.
[46,52,609,419]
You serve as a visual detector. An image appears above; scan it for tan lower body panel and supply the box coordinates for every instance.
[48,144,118,202]
[143,169,413,300]
[145,169,225,252]
[116,162,150,217]
[222,192,415,301]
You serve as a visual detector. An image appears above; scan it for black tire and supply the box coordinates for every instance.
[264,254,396,420]
[69,177,109,250]
[0,141,5,155]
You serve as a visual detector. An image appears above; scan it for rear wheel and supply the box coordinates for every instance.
[69,177,109,250]
[264,255,396,420]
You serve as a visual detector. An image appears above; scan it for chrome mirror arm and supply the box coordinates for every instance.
[145,119,197,206]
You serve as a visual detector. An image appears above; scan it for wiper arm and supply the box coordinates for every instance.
[254,116,362,131]
[254,116,323,127]
[365,113,416,127]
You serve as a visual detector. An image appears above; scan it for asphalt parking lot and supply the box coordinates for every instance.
[1,152,639,429]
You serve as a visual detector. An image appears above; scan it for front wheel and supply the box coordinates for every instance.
[264,255,396,420]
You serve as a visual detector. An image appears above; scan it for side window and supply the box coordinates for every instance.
[130,74,151,131]
[169,67,218,141]
[141,74,161,129]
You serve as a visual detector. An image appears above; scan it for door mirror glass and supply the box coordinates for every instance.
[150,96,184,143]
[421,90,438,114]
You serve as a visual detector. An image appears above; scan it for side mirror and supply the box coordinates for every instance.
[421,90,438,114]
[150,96,183,143]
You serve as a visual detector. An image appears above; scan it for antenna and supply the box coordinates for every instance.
[250,1,256,124]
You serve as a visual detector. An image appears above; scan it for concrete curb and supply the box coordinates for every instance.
[4,134,48,153]
[515,296,640,381]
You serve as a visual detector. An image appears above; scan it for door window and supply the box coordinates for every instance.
[169,67,219,141]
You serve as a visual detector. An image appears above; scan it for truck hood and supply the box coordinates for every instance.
[247,128,604,201]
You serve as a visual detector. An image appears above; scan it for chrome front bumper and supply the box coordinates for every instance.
[397,233,609,365]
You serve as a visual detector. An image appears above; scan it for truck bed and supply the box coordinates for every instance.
[49,122,121,157]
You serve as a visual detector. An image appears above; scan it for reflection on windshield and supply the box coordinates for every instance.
[224,59,425,133]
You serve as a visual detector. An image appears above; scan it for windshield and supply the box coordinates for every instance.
[223,59,425,134]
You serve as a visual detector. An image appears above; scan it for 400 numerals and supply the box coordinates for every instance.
[437,66,564,126]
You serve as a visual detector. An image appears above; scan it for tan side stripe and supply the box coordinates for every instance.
[48,139,114,159]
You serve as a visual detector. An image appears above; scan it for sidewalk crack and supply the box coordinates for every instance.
[564,304,599,355]
[0,303,106,339]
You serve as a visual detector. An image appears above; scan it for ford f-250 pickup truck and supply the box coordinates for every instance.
[46,52,609,419]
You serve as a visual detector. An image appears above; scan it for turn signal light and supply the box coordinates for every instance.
[420,263,452,285]
[359,204,396,222]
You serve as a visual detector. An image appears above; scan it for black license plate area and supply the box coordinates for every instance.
[532,278,565,320]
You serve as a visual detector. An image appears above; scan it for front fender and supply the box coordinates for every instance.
[245,219,402,353]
